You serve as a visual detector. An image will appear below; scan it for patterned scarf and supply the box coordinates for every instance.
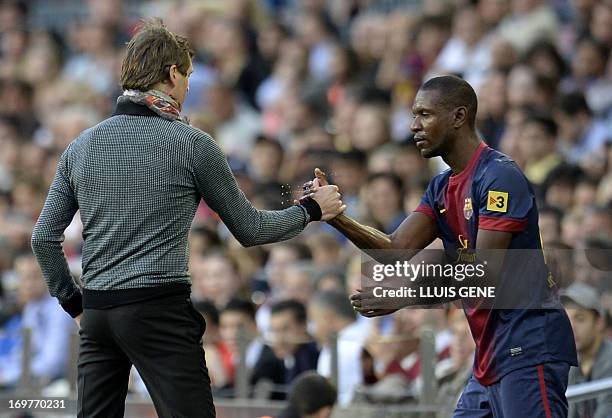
[118,89,189,124]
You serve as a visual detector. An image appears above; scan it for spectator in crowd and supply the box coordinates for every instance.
[351,101,391,153]
[220,298,284,395]
[581,205,612,240]
[544,165,581,212]
[0,307,21,390]
[188,225,222,256]
[62,20,117,95]
[431,6,492,88]
[412,15,451,81]
[295,10,338,82]
[538,205,564,246]
[304,232,343,270]
[506,65,538,109]
[203,82,261,162]
[477,70,508,150]
[562,282,612,418]
[327,150,368,218]
[255,241,312,334]
[279,262,316,306]
[360,309,423,402]
[554,92,610,166]
[309,290,367,406]
[563,36,610,93]
[190,251,244,309]
[312,267,345,293]
[268,300,319,385]
[206,18,267,110]
[524,40,567,84]
[0,255,73,387]
[590,2,612,48]
[519,113,563,187]
[436,309,476,416]
[194,300,233,390]
[275,371,337,418]
[363,173,407,234]
[249,135,284,184]
[367,143,397,174]
[573,238,611,291]
[497,0,558,54]
[265,242,312,296]
[574,177,601,211]
[392,141,432,189]
[360,308,451,402]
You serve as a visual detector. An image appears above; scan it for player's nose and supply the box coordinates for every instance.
[410,115,422,133]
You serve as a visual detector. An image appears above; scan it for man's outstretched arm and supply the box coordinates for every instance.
[328,212,438,251]
[192,136,345,247]
[307,168,438,251]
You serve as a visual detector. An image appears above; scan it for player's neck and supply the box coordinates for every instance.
[444,134,481,175]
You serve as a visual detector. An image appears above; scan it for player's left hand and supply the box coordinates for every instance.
[350,288,401,317]
[357,308,399,318]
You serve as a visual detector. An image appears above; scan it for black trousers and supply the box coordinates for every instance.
[77,294,216,418]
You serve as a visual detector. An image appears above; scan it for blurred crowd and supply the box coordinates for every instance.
[0,0,611,415]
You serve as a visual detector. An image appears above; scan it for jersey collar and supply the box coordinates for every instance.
[448,142,488,186]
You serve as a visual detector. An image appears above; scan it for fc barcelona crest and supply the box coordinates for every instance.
[463,197,473,220]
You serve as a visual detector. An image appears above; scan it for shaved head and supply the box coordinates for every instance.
[421,76,478,129]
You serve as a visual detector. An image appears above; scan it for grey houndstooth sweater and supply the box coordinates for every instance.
[31,101,311,316]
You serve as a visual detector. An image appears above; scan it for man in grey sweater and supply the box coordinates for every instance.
[31,19,344,418]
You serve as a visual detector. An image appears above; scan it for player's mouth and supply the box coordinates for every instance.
[415,137,429,148]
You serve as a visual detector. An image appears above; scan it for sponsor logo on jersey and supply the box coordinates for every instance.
[487,191,508,213]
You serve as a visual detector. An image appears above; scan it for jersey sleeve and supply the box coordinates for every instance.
[477,161,532,233]
[414,182,436,221]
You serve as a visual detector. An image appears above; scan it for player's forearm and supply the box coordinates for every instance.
[328,214,394,250]
[238,206,309,247]
[193,134,311,247]
[31,233,83,317]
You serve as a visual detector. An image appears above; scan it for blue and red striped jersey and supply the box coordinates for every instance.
[415,142,577,385]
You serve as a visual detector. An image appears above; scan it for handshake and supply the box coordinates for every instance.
[296,168,345,222]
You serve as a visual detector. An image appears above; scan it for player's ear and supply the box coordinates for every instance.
[454,106,468,129]
[167,64,178,87]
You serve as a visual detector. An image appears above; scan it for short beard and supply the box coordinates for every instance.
[421,146,442,159]
[420,132,453,159]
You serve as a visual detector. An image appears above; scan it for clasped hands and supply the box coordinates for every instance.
[296,167,346,221]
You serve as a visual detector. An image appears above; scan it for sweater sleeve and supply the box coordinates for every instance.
[191,132,310,247]
[31,144,82,317]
